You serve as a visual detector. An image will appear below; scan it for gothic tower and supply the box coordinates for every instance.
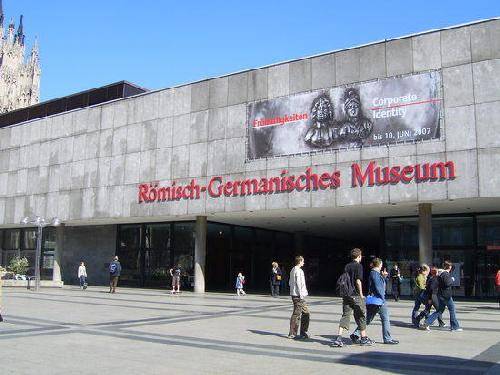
[0,1,41,113]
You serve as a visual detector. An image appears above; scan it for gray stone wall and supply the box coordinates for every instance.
[0,19,499,226]
[60,225,117,285]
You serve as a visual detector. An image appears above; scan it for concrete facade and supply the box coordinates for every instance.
[0,19,499,285]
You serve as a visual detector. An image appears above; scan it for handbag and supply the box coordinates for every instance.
[366,295,384,306]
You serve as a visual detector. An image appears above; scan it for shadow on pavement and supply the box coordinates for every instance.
[248,330,333,346]
[336,352,495,375]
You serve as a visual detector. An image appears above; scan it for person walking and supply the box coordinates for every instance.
[417,267,446,327]
[108,256,121,293]
[495,269,500,309]
[421,261,462,331]
[351,258,399,344]
[0,266,5,322]
[270,262,282,297]
[169,265,181,294]
[390,264,402,301]
[78,262,88,290]
[235,272,246,296]
[411,264,429,327]
[332,248,373,347]
[288,256,310,340]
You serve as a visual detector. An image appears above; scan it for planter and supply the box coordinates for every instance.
[2,280,64,288]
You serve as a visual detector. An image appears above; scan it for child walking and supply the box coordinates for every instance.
[236,273,246,296]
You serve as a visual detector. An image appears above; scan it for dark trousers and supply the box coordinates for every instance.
[270,283,280,297]
[289,296,310,336]
[109,276,119,292]
[339,296,366,332]
[392,283,400,301]
[412,291,426,325]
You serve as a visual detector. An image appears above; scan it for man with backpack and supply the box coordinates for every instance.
[109,256,122,293]
[333,248,373,347]
[420,260,462,331]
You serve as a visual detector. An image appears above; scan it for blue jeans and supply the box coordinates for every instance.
[353,303,393,343]
[79,276,87,287]
[411,291,426,324]
[426,295,460,330]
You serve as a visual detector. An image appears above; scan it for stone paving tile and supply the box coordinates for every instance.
[1,287,499,375]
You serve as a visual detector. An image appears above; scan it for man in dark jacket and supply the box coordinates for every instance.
[109,256,122,293]
[421,261,462,331]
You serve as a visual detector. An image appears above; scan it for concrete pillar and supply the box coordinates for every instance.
[294,232,305,254]
[194,216,207,293]
[418,203,433,265]
[53,225,64,283]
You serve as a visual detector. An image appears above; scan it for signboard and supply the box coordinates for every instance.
[247,71,442,160]
[137,160,456,203]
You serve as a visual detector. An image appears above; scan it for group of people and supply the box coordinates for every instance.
[412,261,462,331]
[286,248,469,346]
[76,256,183,294]
[234,261,285,297]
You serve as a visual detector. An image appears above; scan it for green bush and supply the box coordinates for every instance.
[8,256,29,275]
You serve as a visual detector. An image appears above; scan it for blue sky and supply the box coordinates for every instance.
[3,0,499,101]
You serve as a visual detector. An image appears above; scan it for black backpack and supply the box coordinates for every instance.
[336,271,355,297]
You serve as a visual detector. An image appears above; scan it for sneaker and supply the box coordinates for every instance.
[349,333,360,344]
[419,323,430,331]
[295,332,310,340]
[384,339,399,345]
[450,328,463,332]
[438,323,447,328]
[332,337,344,347]
[360,337,374,346]
[287,334,296,339]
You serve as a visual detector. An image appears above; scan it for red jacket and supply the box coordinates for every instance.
[496,271,500,288]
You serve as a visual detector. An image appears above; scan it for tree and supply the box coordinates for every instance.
[8,256,29,275]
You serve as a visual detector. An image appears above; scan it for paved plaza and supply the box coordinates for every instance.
[1,287,499,374]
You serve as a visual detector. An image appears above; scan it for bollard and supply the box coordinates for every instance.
[27,276,31,290]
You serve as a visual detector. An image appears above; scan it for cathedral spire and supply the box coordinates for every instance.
[0,0,4,26]
[15,14,24,45]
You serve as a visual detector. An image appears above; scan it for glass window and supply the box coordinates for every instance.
[384,218,418,261]
[477,215,500,247]
[173,222,195,276]
[432,217,473,247]
[117,225,142,285]
[22,229,37,250]
[3,229,20,250]
[144,224,171,282]
[41,228,56,280]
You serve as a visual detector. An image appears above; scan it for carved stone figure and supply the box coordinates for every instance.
[304,93,337,147]
[339,88,373,144]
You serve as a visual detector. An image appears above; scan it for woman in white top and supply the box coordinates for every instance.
[78,262,87,289]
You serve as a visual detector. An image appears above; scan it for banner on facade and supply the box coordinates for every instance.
[247,71,442,160]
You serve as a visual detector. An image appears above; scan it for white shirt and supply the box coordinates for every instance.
[78,265,87,278]
[289,265,308,299]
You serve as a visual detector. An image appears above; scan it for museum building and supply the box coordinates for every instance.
[0,19,499,297]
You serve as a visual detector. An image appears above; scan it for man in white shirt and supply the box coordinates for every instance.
[288,256,310,339]
[78,262,87,289]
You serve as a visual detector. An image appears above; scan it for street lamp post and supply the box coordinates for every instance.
[21,216,62,292]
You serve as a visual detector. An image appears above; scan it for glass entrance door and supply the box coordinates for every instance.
[117,225,142,286]
[143,224,172,287]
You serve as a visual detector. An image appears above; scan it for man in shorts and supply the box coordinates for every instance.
[333,248,373,347]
